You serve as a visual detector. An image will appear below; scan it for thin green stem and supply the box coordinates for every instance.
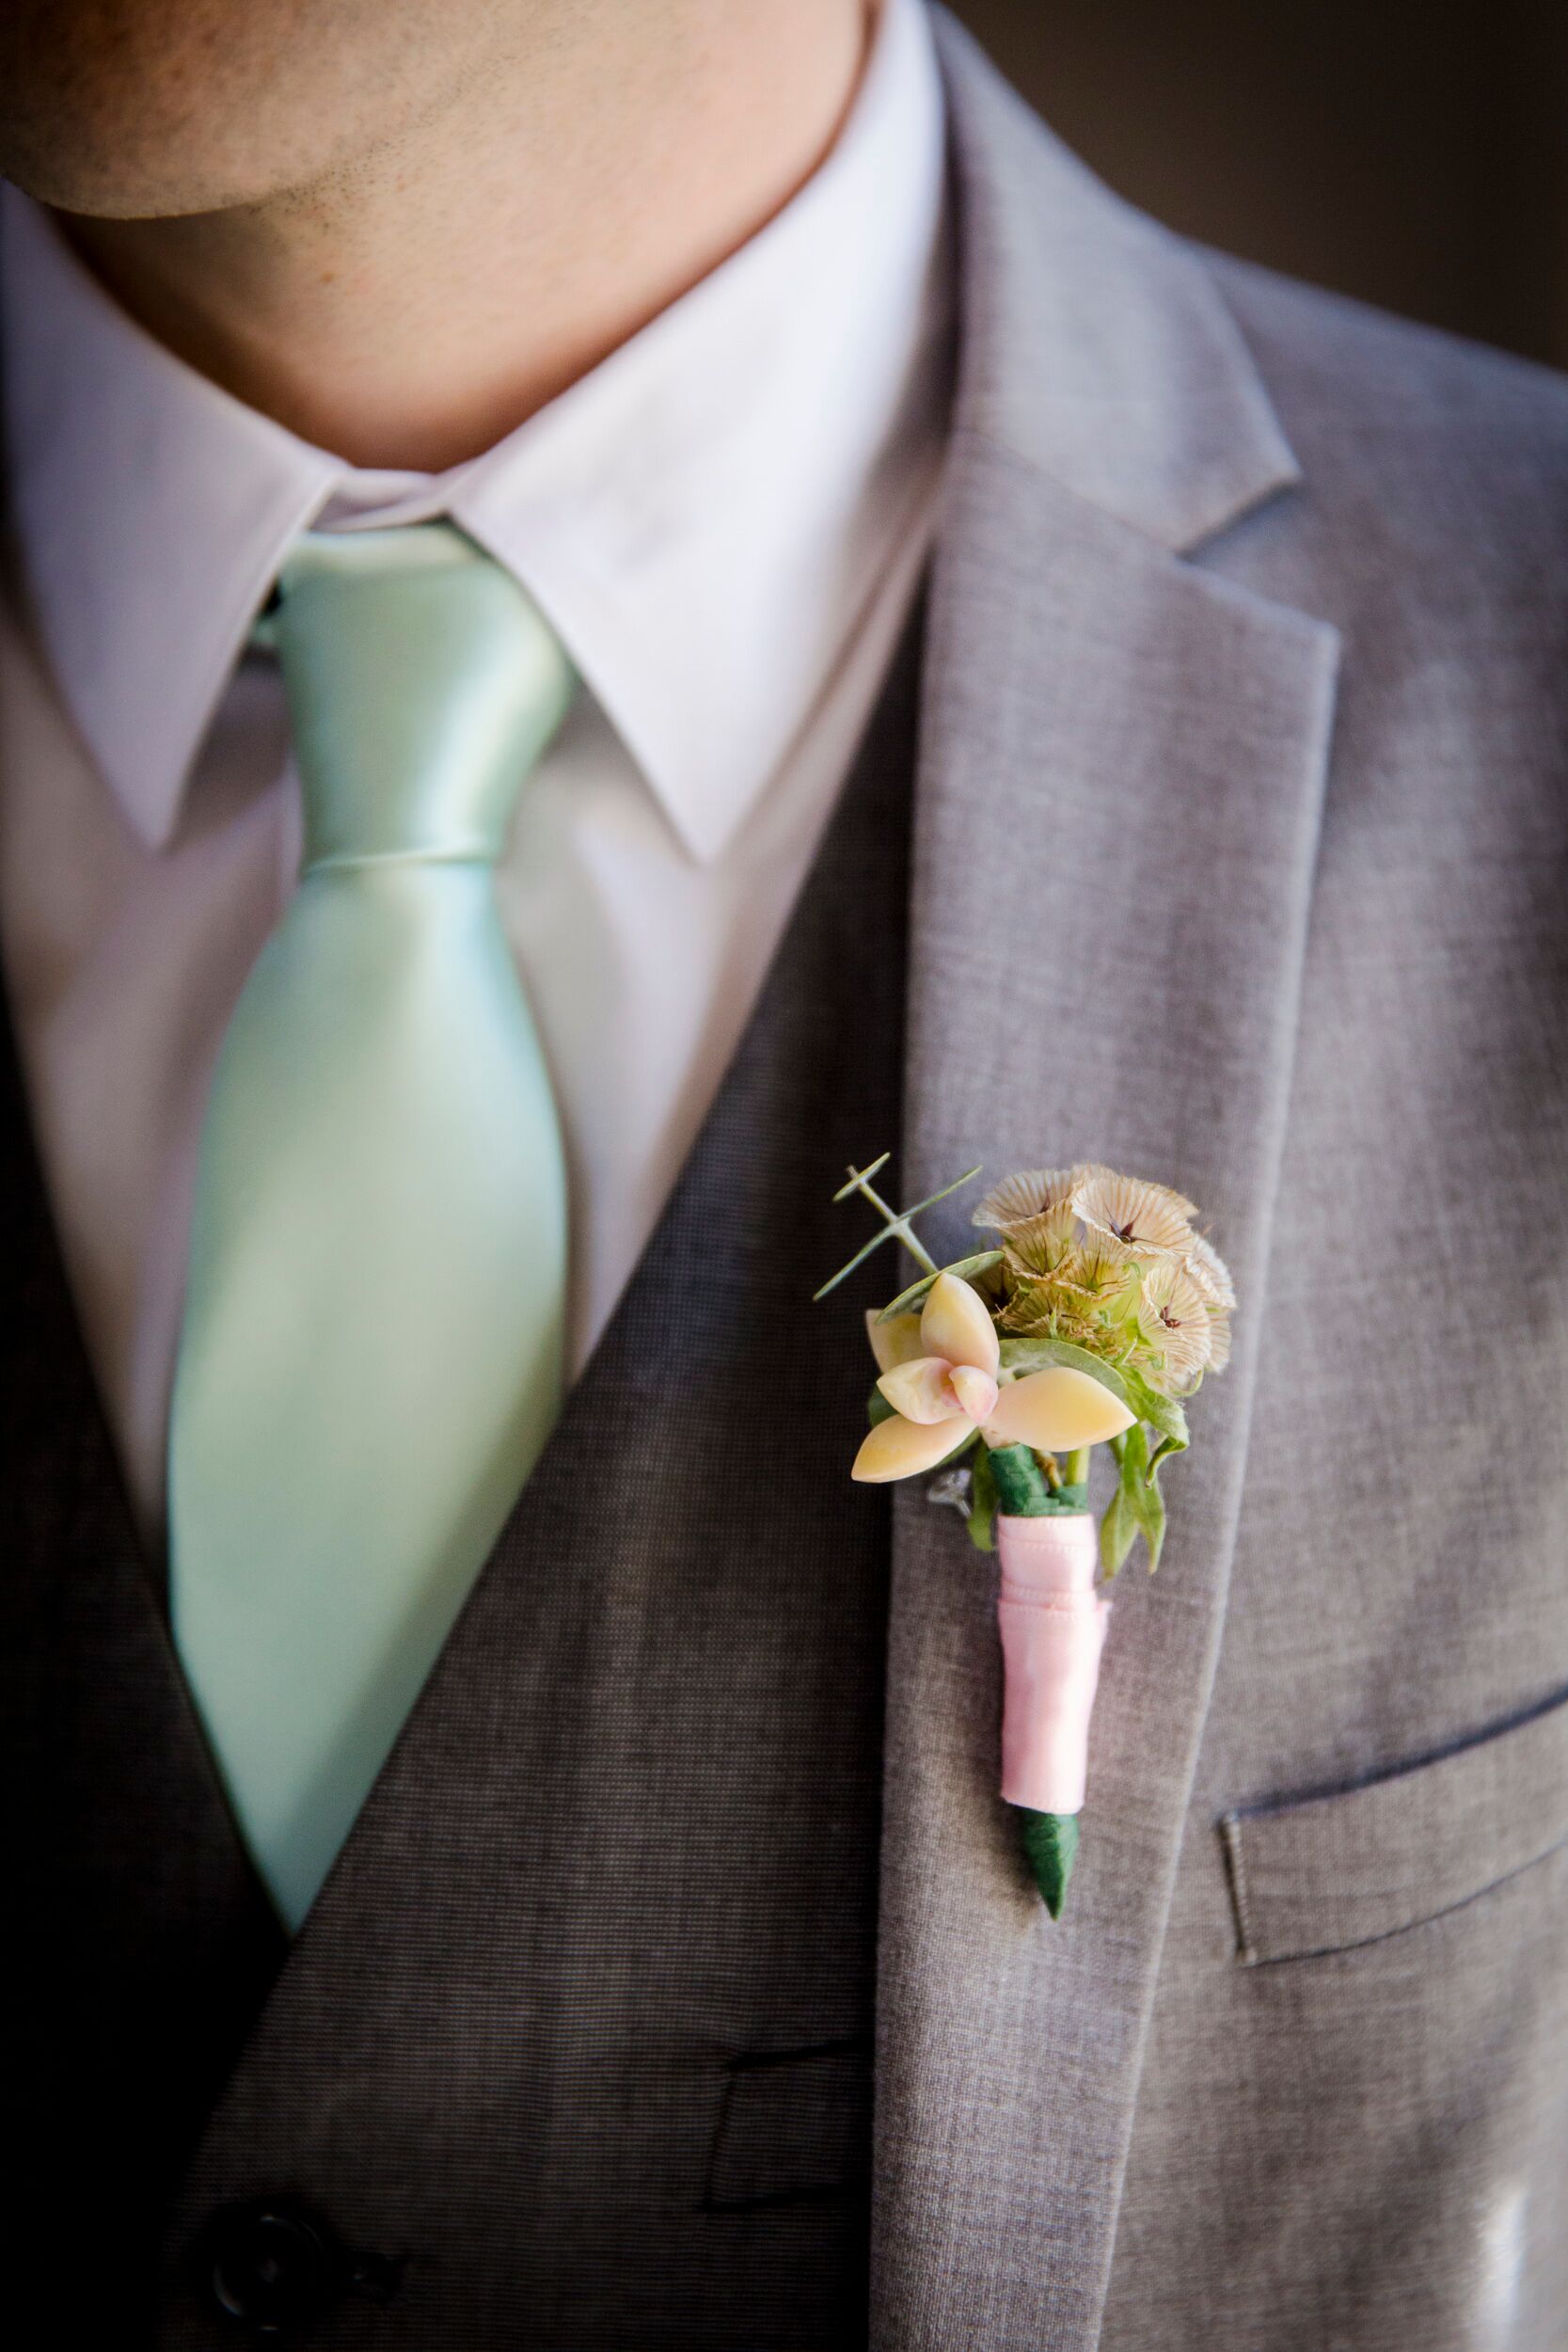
[1063,1447,1090,1487]
[816,1158,983,1300]
[846,1171,940,1276]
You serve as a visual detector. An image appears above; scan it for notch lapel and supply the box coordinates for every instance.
[871,23,1340,2348]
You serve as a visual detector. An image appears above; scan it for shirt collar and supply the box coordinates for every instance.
[0,0,950,861]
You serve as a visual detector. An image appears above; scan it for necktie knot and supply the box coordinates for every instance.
[271,524,575,872]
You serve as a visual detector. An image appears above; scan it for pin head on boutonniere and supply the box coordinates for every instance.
[816,1155,1234,1917]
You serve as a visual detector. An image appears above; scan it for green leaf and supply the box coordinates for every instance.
[866,1384,897,1426]
[1115,1421,1169,1573]
[998,1333,1189,1454]
[1117,1420,1146,1479]
[878,1251,1003,1323]
[1133,1479,1168,1572]
[1117,1373,1190,1456]
[1016,1807,1080,1919]
[1099,1480,1138,1576]
[967,1442,999,1552]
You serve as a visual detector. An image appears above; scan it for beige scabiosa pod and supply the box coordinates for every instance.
[972,1165,1085,1232]
[1133,1258,1215,1391]
[1183,1231,1237,1310]
[1073,1168,1196,1257]
[1181,1232,1236,1374]
[851,1271,1133,1483]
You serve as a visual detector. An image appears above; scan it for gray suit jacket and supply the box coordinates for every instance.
[4,12,1567,2348]
[878,16,1568,2351]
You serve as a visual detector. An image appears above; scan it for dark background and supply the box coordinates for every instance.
[949,0,1568,370]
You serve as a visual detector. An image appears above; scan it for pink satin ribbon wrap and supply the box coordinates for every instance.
[996,1512,1110,1814]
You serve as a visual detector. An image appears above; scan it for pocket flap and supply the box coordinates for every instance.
[1221,1690,1568,1963]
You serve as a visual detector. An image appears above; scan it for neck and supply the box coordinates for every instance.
[59,1,874,472]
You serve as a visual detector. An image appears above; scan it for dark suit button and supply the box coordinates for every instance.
[202,2199,342,2332]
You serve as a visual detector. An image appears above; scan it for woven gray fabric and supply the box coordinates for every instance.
[4,9,1568,2346]
[870,19,1568,2352]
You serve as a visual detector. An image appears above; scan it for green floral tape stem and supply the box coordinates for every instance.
[987,1442,1089,1518]
[1018,1808,1079,1921]
[988,1442,1053,1515]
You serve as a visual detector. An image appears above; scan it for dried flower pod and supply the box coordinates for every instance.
[1053,1242,1138,1303]
[1074,1168,1196,1258]
[1001,1204,1079,1275]
[1132,1261,1214,1391]
[1183,1231,1237,1311]
[973,1166,1085,1232]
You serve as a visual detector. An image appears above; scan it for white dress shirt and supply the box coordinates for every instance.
[0,0,953,1537]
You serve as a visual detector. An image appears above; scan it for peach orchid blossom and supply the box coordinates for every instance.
[851,1271,1134,1484]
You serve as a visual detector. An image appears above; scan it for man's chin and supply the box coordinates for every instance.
[0,0,417,223]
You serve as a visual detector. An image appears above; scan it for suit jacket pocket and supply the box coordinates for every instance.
[1220,1687,1568,1963]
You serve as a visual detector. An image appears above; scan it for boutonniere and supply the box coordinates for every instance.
[816,1156,1234,1918]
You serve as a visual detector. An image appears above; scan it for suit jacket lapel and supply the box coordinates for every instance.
[870,23,1340,2348]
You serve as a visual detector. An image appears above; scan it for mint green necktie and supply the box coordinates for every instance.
[168,524,575,1931]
